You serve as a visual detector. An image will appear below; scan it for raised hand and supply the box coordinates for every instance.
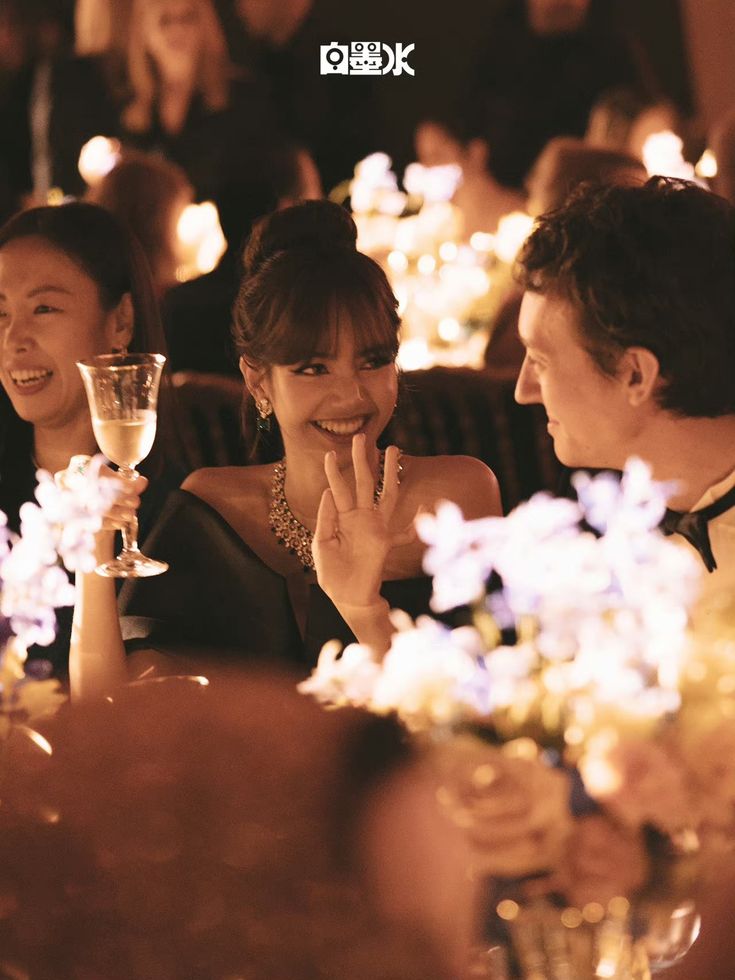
[313,434,404,611]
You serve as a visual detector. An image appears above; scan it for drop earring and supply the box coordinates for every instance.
[256,398,273,434]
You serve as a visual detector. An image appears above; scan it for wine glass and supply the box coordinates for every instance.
[77,352,168,578]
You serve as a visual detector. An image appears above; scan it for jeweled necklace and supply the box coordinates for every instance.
[269,451,387,571]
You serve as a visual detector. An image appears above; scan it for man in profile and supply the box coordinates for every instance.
[514,176,735,611]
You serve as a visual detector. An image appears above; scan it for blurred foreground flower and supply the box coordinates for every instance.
[301,456,735,929]
[0,456,120,729]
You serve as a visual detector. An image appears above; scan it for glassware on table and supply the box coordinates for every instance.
[481,891,699,979]
[642,900,701,973]
[77,352,168,578]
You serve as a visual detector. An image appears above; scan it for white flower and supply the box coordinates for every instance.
[0,511,12,559]
[419,494,588,615]
[297,640,381,707]
[304,455,703,753]
[1,541,75,648]
[417,501,502,612]
[481,642,537,711]
[0,455,121,649]
[34,457,121,573]
[572,458,673,535]
[299,615,489,730]
[372,616,486,729]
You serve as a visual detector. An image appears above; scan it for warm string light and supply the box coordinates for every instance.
[695,148,718,179]
[641,130,713,190]
[77,135,122,186]
[176,201,227,281]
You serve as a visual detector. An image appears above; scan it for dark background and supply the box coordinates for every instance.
[313,0,692,171]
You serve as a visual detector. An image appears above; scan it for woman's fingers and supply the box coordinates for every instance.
[93,463,147,523]
[352,433,375,509]
[325,438,400,516]
[314,487,338,544]
[101,491,141,530]
[99,466,148,495]
[323,450,354,513]
[378,444,401,518]
[54,456,148,534]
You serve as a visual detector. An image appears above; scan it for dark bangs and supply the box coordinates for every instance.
[241,249,400,367]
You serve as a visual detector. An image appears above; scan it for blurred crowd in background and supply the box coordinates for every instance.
[1,0,730,386]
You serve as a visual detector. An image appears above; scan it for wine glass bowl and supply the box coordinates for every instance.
[77,352,168,578]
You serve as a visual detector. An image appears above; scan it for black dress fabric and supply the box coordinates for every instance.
[119,489,436,672]
[0,409,36,536]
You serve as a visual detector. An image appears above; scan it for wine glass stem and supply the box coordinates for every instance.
[119,465,140,554]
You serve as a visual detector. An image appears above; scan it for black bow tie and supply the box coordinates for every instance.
[660,481,735,573]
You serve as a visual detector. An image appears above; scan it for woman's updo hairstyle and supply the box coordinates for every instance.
[233,200,401,370]
[243,198,357,278]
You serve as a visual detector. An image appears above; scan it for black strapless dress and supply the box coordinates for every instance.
[119,490,436,673]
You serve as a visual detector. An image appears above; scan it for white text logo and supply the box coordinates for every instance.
[320,42,415,77]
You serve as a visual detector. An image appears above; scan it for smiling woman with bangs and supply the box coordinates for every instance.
[70,200,501,696]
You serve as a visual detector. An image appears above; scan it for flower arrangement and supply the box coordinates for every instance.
[301,460,735,974]
[0,457,120,736]
[334,153,533,370]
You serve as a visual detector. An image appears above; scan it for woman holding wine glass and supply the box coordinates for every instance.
[0,201,182,680]
[70,199,502,700]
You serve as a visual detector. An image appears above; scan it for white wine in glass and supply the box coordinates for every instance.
[77,352,168,578]
[92,411,157,469]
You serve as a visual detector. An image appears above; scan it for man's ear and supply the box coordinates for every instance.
[107,292,134,350]
[621,347,660,406]
[240,356,269,401]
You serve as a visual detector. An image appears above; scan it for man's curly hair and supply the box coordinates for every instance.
[515,176,735,417]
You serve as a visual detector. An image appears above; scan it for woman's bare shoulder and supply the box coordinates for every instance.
[401,454,502,519]
[181,465,272,510]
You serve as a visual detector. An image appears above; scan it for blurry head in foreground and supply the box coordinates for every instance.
[0,670,473,978]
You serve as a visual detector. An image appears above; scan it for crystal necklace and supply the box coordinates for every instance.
[269,451,388,572]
